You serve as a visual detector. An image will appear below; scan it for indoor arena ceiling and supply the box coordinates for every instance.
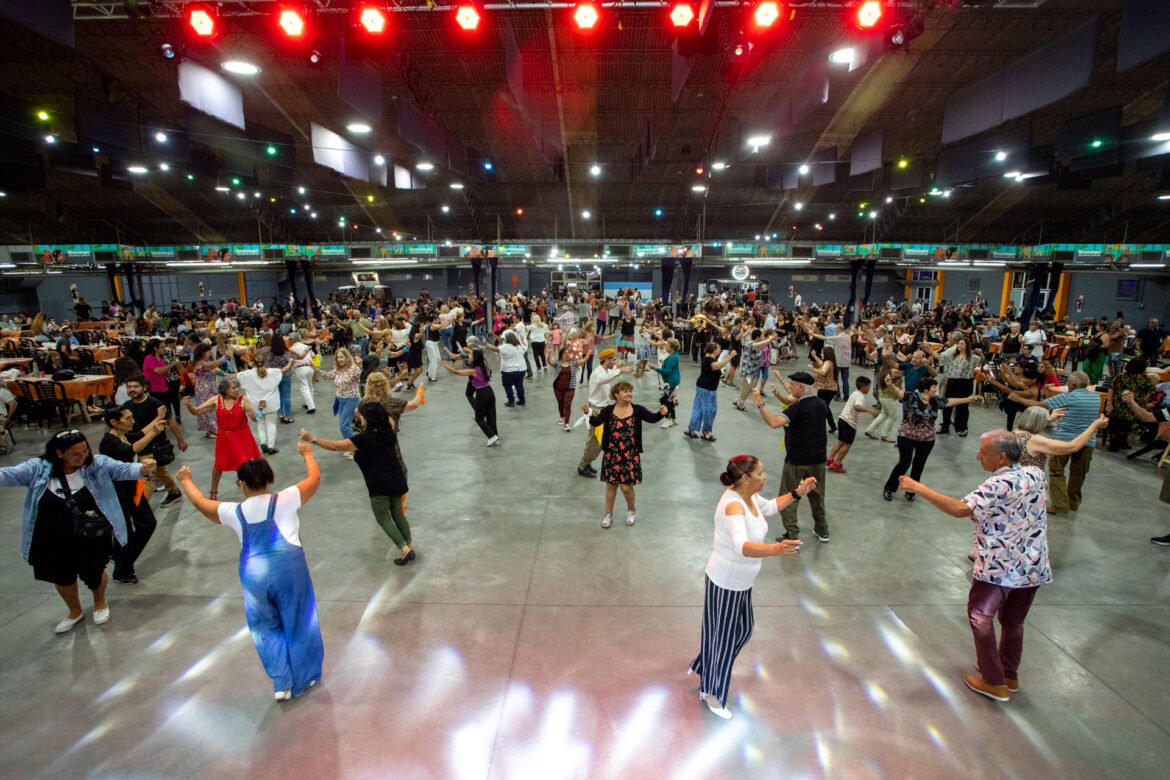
[1,0,1169,247]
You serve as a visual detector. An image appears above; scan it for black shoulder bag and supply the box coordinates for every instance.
[58,475,113,540]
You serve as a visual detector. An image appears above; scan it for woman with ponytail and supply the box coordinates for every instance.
[689,455,815,720]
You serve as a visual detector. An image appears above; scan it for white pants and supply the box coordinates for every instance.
[255,412,277,448]
[293,365,316,411]
[425,340,441,381]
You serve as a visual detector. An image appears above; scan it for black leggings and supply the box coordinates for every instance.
[884,436,935,492]
[1003,399,1024,431]
[113,499,157,579]
[532,342,546,370]
[941,377,974,432]
[817,389,837,431]
[473,386,498,439]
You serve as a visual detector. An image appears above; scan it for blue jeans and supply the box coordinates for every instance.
[278,373,292,417]
[836,367,850,400]
[440,327,454,354]
[688,387,718,433]
[501,370,526,404]
[336,396,360,438]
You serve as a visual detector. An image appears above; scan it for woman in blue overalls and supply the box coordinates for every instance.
[176,443,323,701]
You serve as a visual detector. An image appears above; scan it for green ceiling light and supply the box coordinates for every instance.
[897,159,908,168]
[36,110,49,121]
[266,145,277,155]
[186,173,195,181]
[1090,139,1103,148]
[232,177,241,186]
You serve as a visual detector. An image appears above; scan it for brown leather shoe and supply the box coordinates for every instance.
[964,673,1010,701]
[976,663,1019,692]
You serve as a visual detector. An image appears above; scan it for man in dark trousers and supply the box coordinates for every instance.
[751,370,830,542]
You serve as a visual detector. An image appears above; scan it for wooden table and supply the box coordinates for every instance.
[7,374,115,422]
[0,357,34,372]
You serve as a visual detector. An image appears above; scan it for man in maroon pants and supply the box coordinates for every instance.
[900,429,1050,701]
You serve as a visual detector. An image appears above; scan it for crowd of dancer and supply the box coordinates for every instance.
[1,283,1167,713]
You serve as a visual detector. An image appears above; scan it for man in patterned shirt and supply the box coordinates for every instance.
[899,429,1049,702]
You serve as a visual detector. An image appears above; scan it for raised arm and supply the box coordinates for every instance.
[300,427,356,452]
[883,374,905,401]
[185,396,218,417]
[898,478,974,519]
[1029,415,1109,456]
[294,441,321,503]
[175,465,221,523]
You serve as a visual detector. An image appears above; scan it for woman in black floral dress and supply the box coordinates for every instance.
[588,381,668,529]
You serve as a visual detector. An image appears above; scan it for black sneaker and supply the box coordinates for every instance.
[161,491,183,507]
[775,533,797,543]
[305,409,315,414]
[113,573,139,585]
[1152,534,1170,546]
[505,401,516,407]
[267,447,279,455]
[905,492,917,502]
[938,427,950,435]
[882,490,893,501]
[577,466,597,478]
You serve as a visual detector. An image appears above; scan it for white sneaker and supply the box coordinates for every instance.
[660,419,674,429]
[54,614,84,634]
[601,513,612,528]
[702,693,733,720]
[392,382,405,392]
[93,607,110,625]
[341,451,354,460]
[486,435,500,447]
[626,511,636,526]
[274,689,292,701]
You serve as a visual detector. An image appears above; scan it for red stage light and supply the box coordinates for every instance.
[359,7,386,34]
[574,3,598,29]
[754,1,780,28]
[516,208,524,215]
[670,4,694,27]
[187,6,216,37]
[856,1,883,29]
[455,5,480,30]
[278,8,306,37]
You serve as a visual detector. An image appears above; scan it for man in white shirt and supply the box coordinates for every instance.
[793,290,803,309]
[577,348,634,478]
[1021,321,1047,359]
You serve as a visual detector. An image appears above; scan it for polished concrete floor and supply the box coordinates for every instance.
[1,356,1168,779]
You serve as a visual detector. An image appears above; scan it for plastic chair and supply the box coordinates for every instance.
[38,381,83,428]
[13,379,50,427]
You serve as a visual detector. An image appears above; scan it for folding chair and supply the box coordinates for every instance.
[38,381,83,428]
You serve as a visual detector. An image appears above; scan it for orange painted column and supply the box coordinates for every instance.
[999,272,1011,317]
[904,270,912,302]
[1054,272,1071,319]
[113,276,123,304]
[934,271,945,306]
[238,272,247,306]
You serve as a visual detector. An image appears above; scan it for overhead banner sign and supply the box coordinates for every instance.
[287,245,348,257]
[724,243,756,256]
[379,244,436,257]
[632,244,701,258]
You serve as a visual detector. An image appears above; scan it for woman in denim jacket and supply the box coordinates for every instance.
[0,429,156,634]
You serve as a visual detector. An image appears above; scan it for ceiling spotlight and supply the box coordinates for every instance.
[237,192,246,200]
[995,150,1007,162]
[670,3,695,28]
[91,146,101,153]
[885,196,893,203]
[691,184,706,192]
[254,191,261,198]
[221,60,260,75]
[450,182,464,189]
[441,205,450,213]
[338,219,346,227]
[308,49,322,65]
[455,4,480,30]
[311,212,318,218]
[712,161,726,170]
[36,110,49,121]
[1090,138,1103,148]
[44,135,56,144]
[483,160,493,171]
[347,122,372,134]
[1158,194,1170,200]
[127,166,148,174]
[696,166,705,175]
[747,134,771,152]
[159,163,170,171]
[215,186,230,192]
[160,43,176,60]
[298,186,306,195]
[303,204,310,210]
[815,223,823,231]
[655,208,663,216]
[754,1,780,28]
[278,8,306,37]
[187,6,217,38]
[798,164,810,175]
[516,208,523,215]
[855,1,883,29]
[367,195,374,202]
[897,159,908,168]
[376,228,382,234]
[267,145,277,155]
[942,189,952,197]
[416,161,434,171]
[828,213,836,220]
[590,164,601,176]
[154,132,167,143]
[829,47,854,65]
[359,7,387,33]
[794,202,803,210]
[574,3,599,29]
[581,209,591,219]
[868,210,877,218]
[374,154,385,165]
[1152,133,1170,142]
[1003,170,1021,178]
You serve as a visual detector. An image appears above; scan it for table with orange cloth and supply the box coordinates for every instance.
[91,346,120,361]
[0,357,34,372]
[6,374,115,421]
[74,321,110,330]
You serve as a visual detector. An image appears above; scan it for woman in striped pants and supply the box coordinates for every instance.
[689,455,814,719]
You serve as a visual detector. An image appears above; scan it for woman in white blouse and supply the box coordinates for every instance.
[689,455,814,719]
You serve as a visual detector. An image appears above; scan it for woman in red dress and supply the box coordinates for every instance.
[184,377,261,499]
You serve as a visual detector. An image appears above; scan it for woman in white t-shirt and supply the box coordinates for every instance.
[689,455,813,720]
[528,315,549,372]
[175,444,324,702]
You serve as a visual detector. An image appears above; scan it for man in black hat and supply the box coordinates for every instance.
[751,370,830,542]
